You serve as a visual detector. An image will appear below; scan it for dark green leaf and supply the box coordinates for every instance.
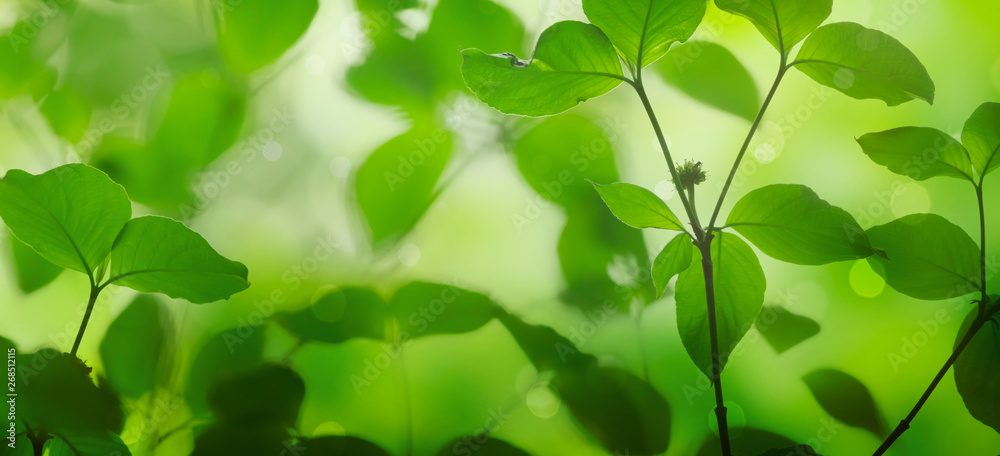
[726,184,875,265]
[355,125,453,248]
[40,88,92,143]
[108,216,250,303]
[583,0,705,67]
[857,127,974,181]
[652,233,694,298]
[756,446,821,456]
[301,435,393,456]
[497,310,598,374]
[207,364,305,427]
[47,431,131,456]
[99,294,169,399]
[954,309,1000,433]
[0,164,130,276]
[676,233,765,376]
[390,282,496,339]
[592,181,685,231]
[962,102,1000,179]
[865,214,980,300]
[191,422,290,456]
[802,369,886,437]
[657,41,759,120]
[435,436,531,456]
[9,236,63,294]
[17,350,123,436]
[461,21,624,117]
[216,0,318,72]
[794,22,934,106]
[715,0,831,53]
[274,286,388,344]
[696,428,797,456]
[184,328,265,418]
[755,305,821,354]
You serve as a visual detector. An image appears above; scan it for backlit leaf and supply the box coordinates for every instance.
[962,102,1000,179]
[954,307,1000,434]
[583,0,705,66]
[592,181,685,231]
[657,41,759,121]
[99,295,169,399]
[216,0,318,73]
[715,0,831,53]
[652,233,694,298]
[857,127,974,182]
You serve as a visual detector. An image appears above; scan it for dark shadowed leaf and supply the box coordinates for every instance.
[802,369,886,437]
[865,214,980,301]
[652,233,694,298]
[727,184,876,265]
[676,233,765,376]
[583,0,705,67]
[390,282,496,339]
[962,102,1000,179]
[40,88,92,143]
[47,431,131,456]
[794,22,934,106]
[857,127,974,182]
[207,364,305,427]
[301,435,393,456]
[191,422,289,456]
[954,307,1000,433]
[696,428,797,456]
[756,446,821,456]
[755,305,821,354]
[592,181,684,231]
[99,295,169,399]
[496,311,597,373]
[0,164,130,276]
[184,328,265,418]
[355,125,453,248]
[657,41,759,121]
[108,216,249,303]
[274,286,388,344]
[435,436,532,456]
[461,21,624,117]
[715,0,831,53]
[216,0,318,73]
[8,236,63,294]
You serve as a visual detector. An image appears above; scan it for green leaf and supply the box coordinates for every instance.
[9,236,63,293]
[802,369,886,437]
[726,184,876,265]
[355,125,453,248]
[192,422,290,456]
[865,214,980,301]
[755,305,820,354]
[954,308,1000,434]
[434,436,531,456]
[793,22,934,106]
[108,216,249,303]
[99,295,169,399]
[696,428,797,456]
[207,364,305,427]
[461,21,625,117]
[301,435,393,456]
[592,181,685,231]
[657,41,759,121]
[652,233,694,298]
[676,233,765,376]
[856,127,974,182]
[184,328,265,418]
[390,282,496,339]
[0,164,131,276]
[149,72,246,167]
[346,31,438,114]
[275,286,388,344]
[496,311,597,374]
[582,0,705,67]
[40,88,92,143]
[555,365,671,456]
[47,431,131,456]
[756,446,821,456]
[962,102,1000,179]
[715,0,831,53]
[216,0,318,73]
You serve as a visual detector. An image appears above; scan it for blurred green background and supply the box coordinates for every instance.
[0,0,999,454]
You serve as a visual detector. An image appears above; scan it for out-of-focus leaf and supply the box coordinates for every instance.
[592,181,684,231]
[40,88,92,143]
[755,306,821,354]
[657,41,759,121]
[962,102,1000,179]
[715,0,831,53]
[216,0,318,73]
[857,127,974,182]
[726,184,876,265]
[99,295,169,399]
[9,236,63,294]
[17,350,123,436]
[274,286,388,344]
[794,22,934,106]
[0,164,130,276]
[435,436,532,456]
[191,422,289,456]
[954,307,1000,433]
[345,31,438,114]
[583,0,705,67]
[652,233,694,298]
[301,435,393,456]
[355,125,453,248]
[676,233,765,376]
[390,282,496,339]
[207,364,305,427]
[696,428,797,456]
[108,216,250,303]
[47,431,131,456]
[756,446,821,456]
[496,311,597,373]
[865,214,980,301]
[461,21,624,117]
[802,369,886,437]
[512,114,619,209]
[0,28,57,100]
[184,328,265,418]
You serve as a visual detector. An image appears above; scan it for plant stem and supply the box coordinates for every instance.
[977,184,988,314]
[69,285,101,357]
[698,238,731,456]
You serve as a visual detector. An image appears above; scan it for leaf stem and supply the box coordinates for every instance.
[69,285,101,357]
[977,184,988,314]
[697,237,731,456]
